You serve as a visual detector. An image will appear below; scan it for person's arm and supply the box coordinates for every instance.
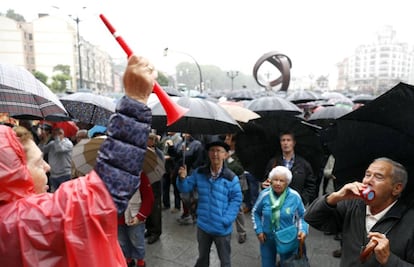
[53,138,73,153]
[94,55,155,214]
[301,161,317,205]
[176,165,196,193]
[136,173,154,222]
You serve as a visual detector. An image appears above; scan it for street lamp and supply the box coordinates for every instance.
[164,47,204,93]
[52,6,86,90]
[227,71,239,91]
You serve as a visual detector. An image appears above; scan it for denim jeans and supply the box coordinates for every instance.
[195,227,231,267]
[118,222,145,260]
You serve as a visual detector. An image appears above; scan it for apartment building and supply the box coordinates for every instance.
[337,26,414,95]
[0,14,116,92]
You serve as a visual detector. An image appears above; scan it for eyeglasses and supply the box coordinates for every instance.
[209,149,226,154]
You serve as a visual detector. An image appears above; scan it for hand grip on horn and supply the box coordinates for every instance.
[99,14,188,126]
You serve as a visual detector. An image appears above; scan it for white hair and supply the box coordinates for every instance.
[269,166,292,184]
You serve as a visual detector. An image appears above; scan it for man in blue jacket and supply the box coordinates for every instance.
[177,138,242,267]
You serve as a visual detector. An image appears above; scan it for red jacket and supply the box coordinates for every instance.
[118,172,154,224]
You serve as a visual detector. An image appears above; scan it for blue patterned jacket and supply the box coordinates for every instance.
[95,96,151,213]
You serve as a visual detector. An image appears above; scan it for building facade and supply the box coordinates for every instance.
[0,14,117,93]
[337,26,414,95]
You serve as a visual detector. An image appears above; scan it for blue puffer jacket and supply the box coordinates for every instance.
[252,187,309,236]
[95,96,152,214]
[177,165,242,236]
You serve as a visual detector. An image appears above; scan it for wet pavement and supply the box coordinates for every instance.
[144,184,341,266]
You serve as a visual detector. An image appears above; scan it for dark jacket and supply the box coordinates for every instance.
[265,154,316,205]
[305,195,414,267]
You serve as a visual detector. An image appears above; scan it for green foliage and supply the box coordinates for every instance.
[174,62,257,91]
[53,65,71,76]
[33,71,48,85]
[156,71,169,86]
[50,64,71,93]
[2,9,26,22]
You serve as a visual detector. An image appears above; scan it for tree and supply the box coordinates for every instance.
[33,71,48,85]
[53,65,71,76]
[1,9,26,22]
[156,71,169,87]
[50,64,71,93]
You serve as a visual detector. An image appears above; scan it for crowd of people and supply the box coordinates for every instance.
[1,54,414,267]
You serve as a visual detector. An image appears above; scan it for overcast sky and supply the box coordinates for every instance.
[3,0,414,83]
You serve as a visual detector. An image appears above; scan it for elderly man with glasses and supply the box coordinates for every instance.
[177,137,242,267]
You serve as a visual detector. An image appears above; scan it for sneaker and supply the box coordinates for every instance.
[136,259,146,267]
[177,215,192,225]
[238,234,247,244]
[171,208,180,214]
[332,249,342,258]
[127,259,135,267]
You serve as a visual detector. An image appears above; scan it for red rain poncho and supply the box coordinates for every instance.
[0,96,151,266]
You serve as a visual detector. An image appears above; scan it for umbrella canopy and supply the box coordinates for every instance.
[143,148,166,184]
[0,63,68,120]
[246,96,303,117]
[150,96,241,134]
[235,115,325,181]
[60,92,116,126]
[323,82,414,196]
[225,89,256,101]
[286,90,321,104]
[352,93,375,104]
[309,106,352,121]
[52,121,79,138]
[218,102,261,123]
[72,136,164,183]
[163,86,184,97]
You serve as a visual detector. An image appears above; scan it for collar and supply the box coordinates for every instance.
[210,166,223,179]
[366,200,397,218]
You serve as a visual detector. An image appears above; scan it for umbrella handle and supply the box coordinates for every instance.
[182,141,186,166]
[99,14,188,126]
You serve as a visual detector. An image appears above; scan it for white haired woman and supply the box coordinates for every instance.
[252,166,308,267]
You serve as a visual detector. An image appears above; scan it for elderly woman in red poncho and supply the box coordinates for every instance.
[0,55,155,267]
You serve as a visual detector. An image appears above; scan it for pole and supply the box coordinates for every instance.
[227,71,239,91]
[52,6,85,91]
[164,48,203,93]
[75,17,83,89]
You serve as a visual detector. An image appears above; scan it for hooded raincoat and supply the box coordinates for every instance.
[0,96,151,267]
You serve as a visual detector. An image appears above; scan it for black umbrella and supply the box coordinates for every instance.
[150,96,241,135]
[60,92,116,126]
[226,89,256,101]
[246,96,302,117]
[308,106,352,129]
[163,86,184,97]
[309,106,352,121]
[0,62,68,120]
[323,82,414,196]
[286,90,321,104]
[352,93,375,104]
[236,115,325,181]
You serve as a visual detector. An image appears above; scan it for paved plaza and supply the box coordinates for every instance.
[144,195,341,266]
